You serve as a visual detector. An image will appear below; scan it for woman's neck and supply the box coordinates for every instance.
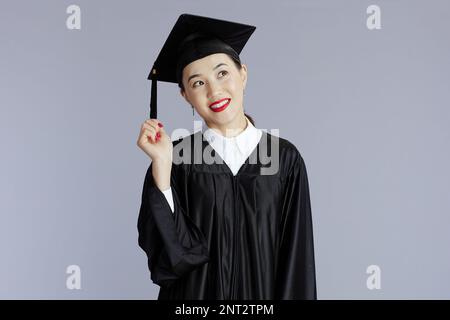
[206,115,248,138]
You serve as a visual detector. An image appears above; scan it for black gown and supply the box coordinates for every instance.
[137,130,316,299]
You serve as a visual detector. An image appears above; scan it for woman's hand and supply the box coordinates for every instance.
[137,119,173,191]
[137,119,173,164]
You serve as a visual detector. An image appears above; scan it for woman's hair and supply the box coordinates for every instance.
[178,54,255,126]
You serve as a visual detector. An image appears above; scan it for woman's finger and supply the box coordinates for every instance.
[145,119,164,135]
[142,128,157,143]
[143,123,156,133]
[147,119,164,131]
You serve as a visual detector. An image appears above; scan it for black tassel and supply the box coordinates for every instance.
[150,69,157,119]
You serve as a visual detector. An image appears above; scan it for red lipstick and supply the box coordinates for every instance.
[208,98,231,113]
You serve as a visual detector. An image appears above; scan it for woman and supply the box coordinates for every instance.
[136,14,316,300]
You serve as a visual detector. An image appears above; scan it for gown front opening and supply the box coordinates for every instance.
[138,130,316,299]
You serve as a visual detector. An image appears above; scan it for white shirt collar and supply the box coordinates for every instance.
[202,116,261,155]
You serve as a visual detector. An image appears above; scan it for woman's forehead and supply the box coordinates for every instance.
[184,53,232,73]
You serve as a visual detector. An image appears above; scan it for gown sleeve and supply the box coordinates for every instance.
[137,162,210,288]
[160,187,175,213]
[275,153,317,299]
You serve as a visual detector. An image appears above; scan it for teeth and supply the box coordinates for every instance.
[211,99,229,109]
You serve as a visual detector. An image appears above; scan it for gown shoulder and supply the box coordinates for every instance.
[265,132,307,179]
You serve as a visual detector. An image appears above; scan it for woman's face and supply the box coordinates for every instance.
[180,53,247,130]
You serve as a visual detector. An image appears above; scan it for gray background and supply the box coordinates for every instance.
[1,0,449,299]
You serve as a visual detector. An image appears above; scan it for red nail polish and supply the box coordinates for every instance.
[158,123,163,128]
[156,132,161,138]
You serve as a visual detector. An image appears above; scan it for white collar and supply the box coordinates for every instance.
[202,117,261,155]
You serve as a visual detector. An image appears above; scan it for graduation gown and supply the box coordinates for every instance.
[137,130,316,299]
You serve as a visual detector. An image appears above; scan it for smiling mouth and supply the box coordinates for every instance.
[209,98,231,112]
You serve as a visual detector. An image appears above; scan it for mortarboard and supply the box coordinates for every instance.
[147,13,256,119]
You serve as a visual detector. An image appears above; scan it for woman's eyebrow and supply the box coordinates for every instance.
[187,63,228,83]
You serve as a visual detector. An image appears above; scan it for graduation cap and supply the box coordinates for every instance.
[147,13,256,119]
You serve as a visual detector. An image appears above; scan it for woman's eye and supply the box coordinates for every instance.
[218,70,228,77]
[193,80,204,88]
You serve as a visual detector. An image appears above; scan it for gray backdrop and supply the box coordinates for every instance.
[1,0,449,299]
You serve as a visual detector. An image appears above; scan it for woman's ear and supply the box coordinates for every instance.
[240,64,248,91]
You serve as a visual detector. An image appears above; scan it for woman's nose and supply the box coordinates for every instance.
[207,82,222,100]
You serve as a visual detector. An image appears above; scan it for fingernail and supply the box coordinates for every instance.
[156,132,161,138]
[158,123,163,128]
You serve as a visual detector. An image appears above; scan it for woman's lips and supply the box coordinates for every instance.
[209,98,231,113]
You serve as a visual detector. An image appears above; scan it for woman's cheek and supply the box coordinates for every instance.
[227,78,240,91]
